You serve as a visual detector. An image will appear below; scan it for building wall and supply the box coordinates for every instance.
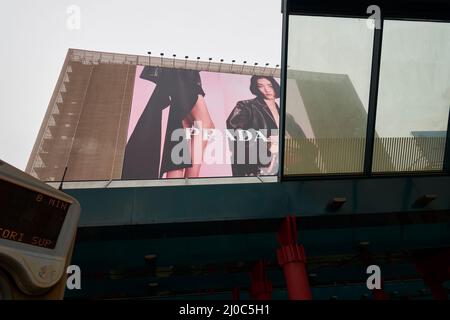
[27,50,136,182]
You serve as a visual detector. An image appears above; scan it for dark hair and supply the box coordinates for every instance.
[250,76,280,99]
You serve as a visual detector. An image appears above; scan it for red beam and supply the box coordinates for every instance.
[277,216,312,300]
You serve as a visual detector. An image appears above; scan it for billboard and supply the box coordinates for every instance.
[122,66,282,180]
[29,53,311,183]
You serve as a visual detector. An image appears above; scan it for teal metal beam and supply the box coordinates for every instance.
[65,177,450,227]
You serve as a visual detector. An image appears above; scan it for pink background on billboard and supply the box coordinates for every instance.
[128,66,280,178]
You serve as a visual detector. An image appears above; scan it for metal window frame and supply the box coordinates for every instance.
[279,0,450,182]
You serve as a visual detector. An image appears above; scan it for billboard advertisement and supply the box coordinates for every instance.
[27,53,314,183]
[122,66,282,180]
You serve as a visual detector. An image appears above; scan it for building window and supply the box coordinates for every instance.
[284,16,374,175]
[373,20,450,172]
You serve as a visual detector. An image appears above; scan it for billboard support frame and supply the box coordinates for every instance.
[363,16,384,175]
[278,0,289,182]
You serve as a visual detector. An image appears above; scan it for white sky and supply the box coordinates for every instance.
[0,0,283,170]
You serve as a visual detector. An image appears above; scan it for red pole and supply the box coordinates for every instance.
[414,249,450,300]
[232,287,240,300]
[427,281,448,300]
[372,285,389,300]
[249,260,272,300]
[370,278,389,300]
[277,216,312,300]
[372,289,388,300]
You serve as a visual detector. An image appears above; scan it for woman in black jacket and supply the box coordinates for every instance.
[226,76,282,176]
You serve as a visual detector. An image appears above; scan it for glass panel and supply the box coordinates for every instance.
[284,16,374,175]
[373,20,450,173]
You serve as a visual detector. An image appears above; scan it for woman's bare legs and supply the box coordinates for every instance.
[166,169,184,178]
[165,118,191,178]
[165,95,214,178]
[185,95,214,178]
